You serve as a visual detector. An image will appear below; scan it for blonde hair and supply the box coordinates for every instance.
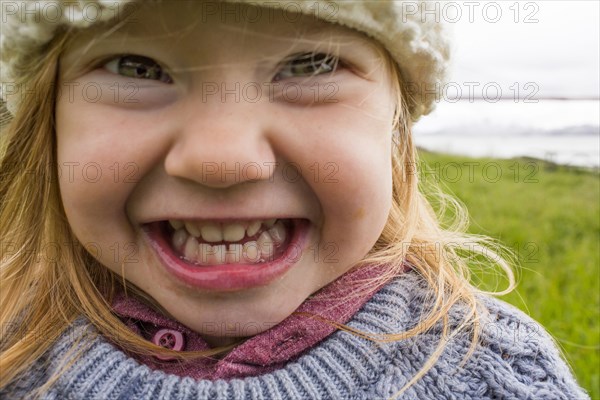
[0,22,515,400]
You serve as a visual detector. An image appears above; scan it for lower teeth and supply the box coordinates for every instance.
[177,249,276,266]
[178,255,272,265]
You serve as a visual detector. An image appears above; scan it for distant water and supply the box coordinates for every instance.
[413,100,600,168]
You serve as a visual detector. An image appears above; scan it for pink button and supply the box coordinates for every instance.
[152,329,185,361]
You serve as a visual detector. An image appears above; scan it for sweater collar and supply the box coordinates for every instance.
[44,269,422,400]
[111,264,404,380]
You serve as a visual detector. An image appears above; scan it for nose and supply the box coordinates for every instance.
[164,91,277,189]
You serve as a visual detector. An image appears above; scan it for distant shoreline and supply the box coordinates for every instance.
[413,133,599,169]
[416,147,600,174]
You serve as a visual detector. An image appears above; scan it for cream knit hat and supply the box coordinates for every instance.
[0,0,450,120]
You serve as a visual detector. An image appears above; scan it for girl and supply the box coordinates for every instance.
[0,0,589,399]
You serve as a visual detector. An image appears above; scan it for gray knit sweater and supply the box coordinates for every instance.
[2,273,590,399]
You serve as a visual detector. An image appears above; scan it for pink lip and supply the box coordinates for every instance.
[143,219,310,291]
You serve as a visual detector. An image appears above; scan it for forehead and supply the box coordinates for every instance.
[86,1,374,52]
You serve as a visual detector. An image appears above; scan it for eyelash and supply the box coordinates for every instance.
[101,52,341,83]
[103,55,173,84]
[273,52,341,81]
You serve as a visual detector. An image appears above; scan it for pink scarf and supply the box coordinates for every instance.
[111,264,406,379]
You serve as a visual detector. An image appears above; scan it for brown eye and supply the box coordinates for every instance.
[274,52,339,81]
[104,55,173,83]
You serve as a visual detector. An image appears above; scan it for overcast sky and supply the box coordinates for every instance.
[411,1,599,136]
[446,0,599,99]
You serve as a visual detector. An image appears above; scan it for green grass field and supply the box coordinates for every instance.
[418,150,600,398]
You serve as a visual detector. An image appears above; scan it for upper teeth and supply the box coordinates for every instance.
[169,219,280,243]
[169,218,289,266]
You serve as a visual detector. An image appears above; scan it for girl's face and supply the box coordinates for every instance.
[56,2,396,344]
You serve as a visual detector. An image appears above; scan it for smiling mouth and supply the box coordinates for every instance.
[144,218,308,291]
[166,218,292,266]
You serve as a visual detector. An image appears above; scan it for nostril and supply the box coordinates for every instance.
[163,133,278,189]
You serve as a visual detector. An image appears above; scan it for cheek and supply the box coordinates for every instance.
[318,141,393,242]
[54,98,158,244]
[292,110,394,269]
